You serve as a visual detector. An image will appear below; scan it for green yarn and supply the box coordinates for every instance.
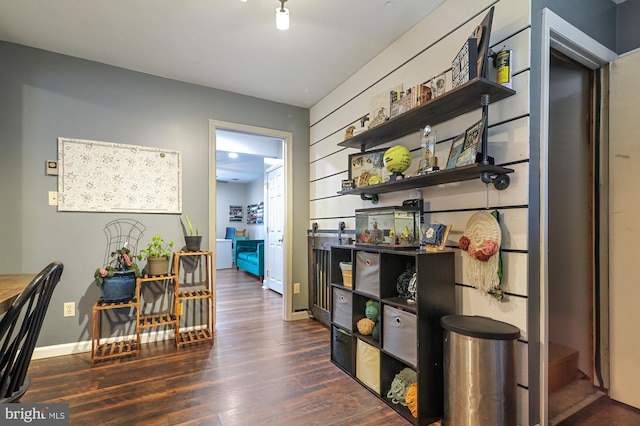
[365,303,380,322]
[372,323,380,341]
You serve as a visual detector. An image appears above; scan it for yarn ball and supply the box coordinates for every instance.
[372,322,380,341]
[365,303,380,322]
[357,318,375,335]
[405,383,418,418]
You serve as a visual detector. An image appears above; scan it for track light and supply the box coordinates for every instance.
[276,0,289,31]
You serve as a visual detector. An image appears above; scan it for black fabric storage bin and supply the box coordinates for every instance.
[355,251,380,297]
[332,326,354,374]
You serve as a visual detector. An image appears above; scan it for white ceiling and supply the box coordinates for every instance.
[216,129,282,184]
[0,0,444,108]
[0,0,443,183]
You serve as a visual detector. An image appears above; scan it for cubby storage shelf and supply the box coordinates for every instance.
[339,77,515,151]
[329,245,455,425]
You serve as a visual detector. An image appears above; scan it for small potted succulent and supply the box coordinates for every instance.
[137,234,174,276]
[94,245,141,302]
[180,213,202,251]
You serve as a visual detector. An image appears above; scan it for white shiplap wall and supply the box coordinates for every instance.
[309,0,532,424]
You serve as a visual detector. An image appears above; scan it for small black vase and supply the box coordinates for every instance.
[184,236,203,251]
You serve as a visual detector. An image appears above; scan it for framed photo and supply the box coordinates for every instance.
[451,37,478,89]
[229,205,243,222]
[369,85,402,129]
[475,7,495,78]
[455,117,486,167]
[445,133,466,169]
[422,223,451,251]
[348,149,389,188]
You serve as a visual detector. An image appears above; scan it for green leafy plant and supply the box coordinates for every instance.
[94,246,140,286]
[180,213,199,236]
[137,235,174,260]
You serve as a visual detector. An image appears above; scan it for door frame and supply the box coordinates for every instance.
[539,8,617,423]
[209,119,298,324]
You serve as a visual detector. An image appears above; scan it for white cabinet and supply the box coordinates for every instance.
[215,239,233,269]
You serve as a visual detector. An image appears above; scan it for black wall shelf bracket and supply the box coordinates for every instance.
[480,171,511,190]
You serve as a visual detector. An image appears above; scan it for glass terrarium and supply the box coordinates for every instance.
[355,207,420,248]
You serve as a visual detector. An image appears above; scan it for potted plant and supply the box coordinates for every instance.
[137,234,174,276]
[180,213,202,251]
[94,246,141,302]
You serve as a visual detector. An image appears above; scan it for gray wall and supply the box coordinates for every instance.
[618,0,640,53]
[0,41,309,346]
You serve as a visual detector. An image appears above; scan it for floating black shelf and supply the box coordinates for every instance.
[338,163,514,197]
[339,77,515,151]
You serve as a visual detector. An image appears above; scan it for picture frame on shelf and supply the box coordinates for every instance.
[369,85,402,129]
[451,37,479,89]
[475,7,495,78]
[348,149,389,188]
[455,116,486,167]
[422,223,451,251]
[445,133,466,169]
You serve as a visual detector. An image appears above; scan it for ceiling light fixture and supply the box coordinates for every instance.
[228,152,238,158]
[276,0,289,31]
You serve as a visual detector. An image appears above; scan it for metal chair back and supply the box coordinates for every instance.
[0,262,64,402]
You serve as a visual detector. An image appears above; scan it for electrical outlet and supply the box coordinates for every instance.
[63,302,75,317]
[48,191,58,206]
[293,282,301,294]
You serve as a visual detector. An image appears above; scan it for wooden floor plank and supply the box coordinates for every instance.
[23,268,409,425]
[22,268,640,425]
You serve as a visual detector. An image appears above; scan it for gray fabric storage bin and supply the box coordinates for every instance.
[332,287,353,331]
[383,305,417,366]
[355,251,380,297]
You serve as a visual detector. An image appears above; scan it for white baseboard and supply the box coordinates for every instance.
[32,326,209,360]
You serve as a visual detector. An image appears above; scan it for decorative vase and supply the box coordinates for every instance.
[184,236,203,252]
[101,270,136,302]
[147,257,170,276]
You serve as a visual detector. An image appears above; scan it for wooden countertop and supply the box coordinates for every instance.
[0,274,34,314]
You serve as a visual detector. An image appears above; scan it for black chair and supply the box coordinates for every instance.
[0,262,64,403]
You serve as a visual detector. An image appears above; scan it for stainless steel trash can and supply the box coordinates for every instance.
[441,315,520,426]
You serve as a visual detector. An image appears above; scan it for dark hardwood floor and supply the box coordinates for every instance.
[23,268,409,425]
[556,395,640,425]
[23,268,640,425]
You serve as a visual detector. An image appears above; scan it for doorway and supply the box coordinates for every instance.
[547,49,602,423]
[539,9,618,425]
[209,120,296,325]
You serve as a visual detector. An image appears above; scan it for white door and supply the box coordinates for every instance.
[609,50,640,409]
[266,165,284,294]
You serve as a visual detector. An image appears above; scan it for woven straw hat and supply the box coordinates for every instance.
[460,211,501,293]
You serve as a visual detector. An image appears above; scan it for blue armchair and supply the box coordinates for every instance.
[233,239,264,281]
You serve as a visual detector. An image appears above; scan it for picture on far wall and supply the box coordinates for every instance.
[229,205,243,222]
